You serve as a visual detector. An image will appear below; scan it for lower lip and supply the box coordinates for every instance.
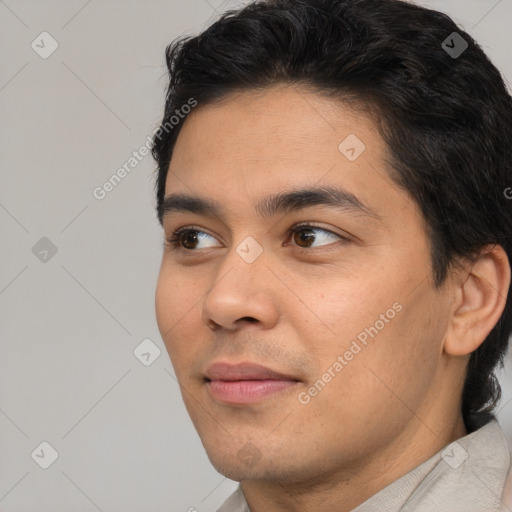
[207,379,298,404]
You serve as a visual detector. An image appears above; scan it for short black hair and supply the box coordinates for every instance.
[151,0,512,432]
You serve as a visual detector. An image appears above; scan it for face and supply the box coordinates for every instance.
[155,85,455,483]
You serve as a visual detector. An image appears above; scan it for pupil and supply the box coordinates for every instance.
[295,229,315,247]
[183,232,199,249]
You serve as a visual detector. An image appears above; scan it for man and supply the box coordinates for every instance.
[151,0,512,510]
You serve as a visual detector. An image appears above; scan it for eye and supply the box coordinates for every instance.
[165,228,220,251]
[288,223,344,249]
[165,223,346,253]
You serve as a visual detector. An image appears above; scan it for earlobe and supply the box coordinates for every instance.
[444,245,511,356]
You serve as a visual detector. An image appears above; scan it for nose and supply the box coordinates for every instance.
[201,248,280,332]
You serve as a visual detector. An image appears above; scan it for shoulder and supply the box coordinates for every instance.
[501,461,512,510]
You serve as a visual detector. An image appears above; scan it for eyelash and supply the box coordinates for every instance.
[165,222,346,253]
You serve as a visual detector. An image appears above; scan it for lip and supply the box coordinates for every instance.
[204,361,300,404]
[205,361,299,381]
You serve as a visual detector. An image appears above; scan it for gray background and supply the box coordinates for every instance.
[0,0,511,510]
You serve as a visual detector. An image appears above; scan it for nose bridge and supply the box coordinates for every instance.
[214,234,268,291]
[201,238,278,329]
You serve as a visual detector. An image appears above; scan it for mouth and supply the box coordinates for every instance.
[204,361,300,405]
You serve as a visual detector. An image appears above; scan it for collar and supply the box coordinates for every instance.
[216,419,511,512]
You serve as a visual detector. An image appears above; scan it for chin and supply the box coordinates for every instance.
[206,452,268,481]
[204,444,315,485]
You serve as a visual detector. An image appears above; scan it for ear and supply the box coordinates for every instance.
[444,245,511,356]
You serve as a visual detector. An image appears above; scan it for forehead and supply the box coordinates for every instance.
[164,85,415,224]
[169,85,382,168]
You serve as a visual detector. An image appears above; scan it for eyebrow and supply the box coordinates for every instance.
[158,186,380,223]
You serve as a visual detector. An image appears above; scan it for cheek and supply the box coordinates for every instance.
[298,267,442,409]
[155,264,179,335]
[155,262,204,361]
[155,259,203,322]
[335,293,443,422]
[297,305,437,447]
[301,273,396,345]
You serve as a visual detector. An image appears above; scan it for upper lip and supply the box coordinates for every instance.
[204,361,299,382]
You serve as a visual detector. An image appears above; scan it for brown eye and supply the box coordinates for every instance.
[293,228,317,248]
[181,231,200,249]
[290,224,344,249]
[166,228,220,251]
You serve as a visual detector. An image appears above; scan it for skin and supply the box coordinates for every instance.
[155,84,510,512]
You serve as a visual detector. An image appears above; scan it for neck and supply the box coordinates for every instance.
[241,414,468,512]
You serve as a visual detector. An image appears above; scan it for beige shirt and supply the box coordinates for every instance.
[216,419,512,512]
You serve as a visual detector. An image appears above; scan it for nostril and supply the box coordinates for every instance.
[206,319,222,331]
[240,317,258,323]
[205,316,258,331]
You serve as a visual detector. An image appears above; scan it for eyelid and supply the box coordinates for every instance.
[287,221,348,240]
